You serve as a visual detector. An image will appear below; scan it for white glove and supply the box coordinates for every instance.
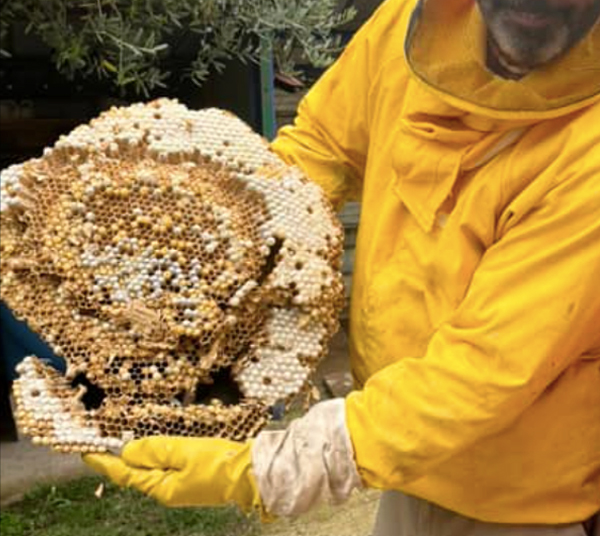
[252,398,363,517]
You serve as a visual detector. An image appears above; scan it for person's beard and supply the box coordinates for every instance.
[477,0,600,73]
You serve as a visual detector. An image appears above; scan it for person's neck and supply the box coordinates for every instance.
[485,38,529,80]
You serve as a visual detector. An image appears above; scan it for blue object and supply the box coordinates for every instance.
[0,301,65,381]
[269,402,286,421]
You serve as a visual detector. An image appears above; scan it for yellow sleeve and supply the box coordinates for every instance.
[345,167,600,487]
[270,0,407,210]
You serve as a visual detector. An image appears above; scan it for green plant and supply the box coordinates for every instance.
[0,511,28,536]
[0,0,355,96]
[0,476,260,536]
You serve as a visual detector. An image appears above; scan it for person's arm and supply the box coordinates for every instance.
[250,163,600,513]
[85,165,600,518]
[343,164,600,486]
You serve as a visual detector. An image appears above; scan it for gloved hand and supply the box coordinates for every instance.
[84,399,362,519]
[84,436,266,516]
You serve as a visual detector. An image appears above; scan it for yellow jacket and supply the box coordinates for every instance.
[271,0,600,524]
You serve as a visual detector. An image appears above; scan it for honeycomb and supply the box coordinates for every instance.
[0,99,344,454]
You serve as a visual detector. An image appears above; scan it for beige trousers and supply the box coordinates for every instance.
[372,491,599,536]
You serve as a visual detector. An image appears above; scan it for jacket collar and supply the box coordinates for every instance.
[404,0,600,119]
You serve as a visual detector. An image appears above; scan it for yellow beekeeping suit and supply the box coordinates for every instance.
[272,0,600,523]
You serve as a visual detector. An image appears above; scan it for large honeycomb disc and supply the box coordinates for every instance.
[0,99,345,453]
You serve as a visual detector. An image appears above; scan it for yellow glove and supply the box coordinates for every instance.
[84,400,362,519]
[83,436,267,518]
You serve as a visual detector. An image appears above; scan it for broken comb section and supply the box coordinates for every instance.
[0,99,344,453]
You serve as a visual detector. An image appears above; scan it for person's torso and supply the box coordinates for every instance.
[347,64,600,520]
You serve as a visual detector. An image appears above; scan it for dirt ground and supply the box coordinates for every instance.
[262,490,381,536]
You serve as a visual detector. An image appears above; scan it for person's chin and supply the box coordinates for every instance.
[492,27,568,71]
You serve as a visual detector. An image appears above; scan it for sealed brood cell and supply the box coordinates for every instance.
[0,99,344,453]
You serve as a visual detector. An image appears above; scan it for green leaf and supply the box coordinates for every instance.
[2,0,355,95]
[101,59,118,72]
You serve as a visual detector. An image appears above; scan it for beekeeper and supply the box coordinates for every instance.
[84,0,600,534]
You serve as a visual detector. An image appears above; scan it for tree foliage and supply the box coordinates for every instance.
[0,0,355,96]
